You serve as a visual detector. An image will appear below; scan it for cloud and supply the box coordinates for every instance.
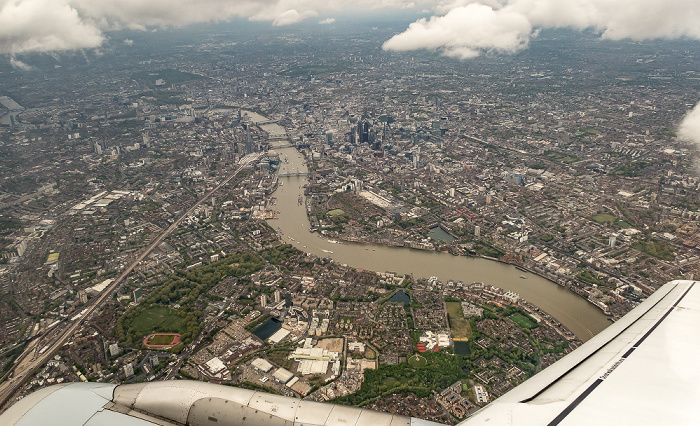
[385,0,700,58]
[384,3,531,58]
[319,17,336,24]
[1,0,699,55]
[0,0,324,53]
[10,56,34,70]
[3,0,403,52]
[123,38,133,46]
[271,9,318,26]
[679,102,700,147]
[0,0,104,54]
[512,0,700,40]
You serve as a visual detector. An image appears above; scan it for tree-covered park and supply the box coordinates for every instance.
[117,251,264,349]
[333,351,469,407]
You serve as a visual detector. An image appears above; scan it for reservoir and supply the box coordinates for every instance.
[453,341,471,356]
[387,290,411,305]
[428,226,457,244]
[250,116,610,341]
[252,318,283,341]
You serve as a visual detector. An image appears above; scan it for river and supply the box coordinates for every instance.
[247,114,609,341]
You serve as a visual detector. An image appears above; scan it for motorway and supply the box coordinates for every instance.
[0,153,261,410]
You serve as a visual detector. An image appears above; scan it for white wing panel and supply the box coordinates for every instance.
[462,280,700,425]
[557,281,700,425]
[295,400,335,425]
[2,383,116,426]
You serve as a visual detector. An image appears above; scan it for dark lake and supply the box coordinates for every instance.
[388,290,410,305]
[454,341,471,356]
[252,318,282,340]
[428,226,457,243]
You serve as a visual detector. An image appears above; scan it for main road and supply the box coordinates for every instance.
[0,154,261,411]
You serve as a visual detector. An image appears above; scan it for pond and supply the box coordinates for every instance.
[428,226,457,244]
[387,290,411,305]
[453,341,471,356]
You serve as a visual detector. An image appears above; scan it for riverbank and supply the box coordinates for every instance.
[258,117,609,341]
[323,232,611,318]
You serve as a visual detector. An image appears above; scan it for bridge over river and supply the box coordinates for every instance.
[278,171,308,177]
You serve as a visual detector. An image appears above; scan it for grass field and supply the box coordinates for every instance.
[131,90,188,106]
[327,209,345,217]
[383,377,401,388]
[632,240,675,261]
[408,354,427,368]
[544,150,580,164]
[132,306,184,336]
[147,334,177,346]
[510,313,538,329]
[591,213,616,224]
[445,302,472,340]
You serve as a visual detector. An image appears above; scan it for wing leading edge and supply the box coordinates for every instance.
[1,379,444,426]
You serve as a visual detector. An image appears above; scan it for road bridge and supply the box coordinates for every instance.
[278,171,308,177]
[270,141,295,149]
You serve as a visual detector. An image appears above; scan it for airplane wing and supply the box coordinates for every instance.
[461,279,700,425]
[1,280,698,425]
[0,379,444,426]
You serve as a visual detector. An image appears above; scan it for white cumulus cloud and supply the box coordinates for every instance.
[0,0,104,54]
[512,0,700,40]
[385,0,700,58]
[271,9,318,26]
[319,17,336,24]
[383,3,532,58]
[1,0,698,55]
[679,102,700,147]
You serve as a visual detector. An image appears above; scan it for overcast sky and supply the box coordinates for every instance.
[1,0,699,56]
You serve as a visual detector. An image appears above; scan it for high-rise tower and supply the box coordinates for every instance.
[245,124,255,154]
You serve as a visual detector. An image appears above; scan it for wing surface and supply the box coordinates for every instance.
[1,379,442,426]
[461,280,700,425]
